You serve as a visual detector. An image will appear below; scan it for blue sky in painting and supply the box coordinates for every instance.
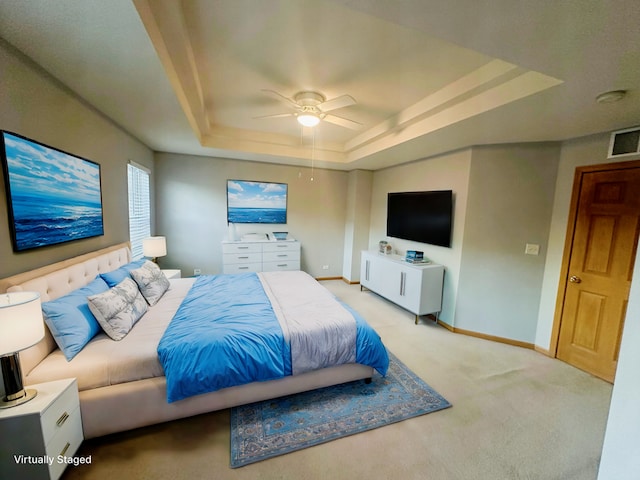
[3,132,101,207]
[227,180,287,209]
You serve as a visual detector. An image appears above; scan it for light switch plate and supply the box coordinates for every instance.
[525,243,540,255]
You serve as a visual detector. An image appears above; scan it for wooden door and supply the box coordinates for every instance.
[556,163,640,382]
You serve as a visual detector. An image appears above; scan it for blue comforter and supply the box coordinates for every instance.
[158,273,388,402]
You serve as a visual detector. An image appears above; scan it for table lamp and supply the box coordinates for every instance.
[0,292,45,408]
[143,236,167,263]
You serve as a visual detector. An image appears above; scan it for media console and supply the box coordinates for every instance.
[360,250,444,324]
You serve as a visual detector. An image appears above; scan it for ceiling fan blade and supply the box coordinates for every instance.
[261,89,299,109]
[253,112,295,119]
[323,114,362,130]
[319,94,356,112]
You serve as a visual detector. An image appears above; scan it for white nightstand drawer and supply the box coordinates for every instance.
[47,407,83,480]
[223,242,262,254]
[41,381,80,445]
[263,251,300,262]
[262,242,300,253]
[223,263,262,274]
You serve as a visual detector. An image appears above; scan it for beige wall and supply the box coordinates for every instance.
[456,143,560,342]
[342,170,373,282]
[369,149,473,325]
[153,152,349,278]
[0,40,154,278]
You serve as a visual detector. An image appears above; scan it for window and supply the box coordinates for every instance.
[127,162,151,259]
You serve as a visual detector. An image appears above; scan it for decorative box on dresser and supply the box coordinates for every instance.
[360,250,444,324]
[0,378,83,480]
[222,240,301,273]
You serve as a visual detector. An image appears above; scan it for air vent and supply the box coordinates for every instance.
[608,126,640,159]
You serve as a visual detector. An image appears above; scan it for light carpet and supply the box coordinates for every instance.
[230,352,451,467]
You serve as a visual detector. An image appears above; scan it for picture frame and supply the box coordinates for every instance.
[1,130,104,252]
[227,179,288,224]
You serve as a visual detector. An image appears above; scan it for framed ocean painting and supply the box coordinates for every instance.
[1,131,104,252]
[227,179,287,224]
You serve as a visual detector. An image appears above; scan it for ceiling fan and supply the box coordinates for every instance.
[256,90,362,129]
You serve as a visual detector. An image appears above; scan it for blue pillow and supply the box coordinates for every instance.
[99,259,146,287]
[42,276,110,361]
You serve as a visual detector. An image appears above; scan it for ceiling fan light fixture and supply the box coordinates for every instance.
[297,113,320,127]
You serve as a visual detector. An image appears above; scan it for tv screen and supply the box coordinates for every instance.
[1,130,104,252]
[227,179,287,224]
[386,190,453,247]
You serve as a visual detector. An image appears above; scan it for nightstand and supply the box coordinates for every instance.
[0,378,84,480]
[161,269,181,279]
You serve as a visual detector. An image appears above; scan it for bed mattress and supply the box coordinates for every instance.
[25,278,196,391]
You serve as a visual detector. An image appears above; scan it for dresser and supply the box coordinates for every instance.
[222,240,301,273]
[360,251,444,324]
[0,378,84,480]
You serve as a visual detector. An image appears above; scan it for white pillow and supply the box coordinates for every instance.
[130,260,170,306]
[87,278,148,341]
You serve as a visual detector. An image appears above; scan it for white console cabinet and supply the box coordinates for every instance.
[360,250,444,324]
[222,240,300,273]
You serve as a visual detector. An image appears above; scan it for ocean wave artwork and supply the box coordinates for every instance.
[227,180,287,224]
[1,131,104,251]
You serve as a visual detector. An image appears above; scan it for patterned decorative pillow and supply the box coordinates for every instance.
[87,278,148,341]
[129,261,170,306]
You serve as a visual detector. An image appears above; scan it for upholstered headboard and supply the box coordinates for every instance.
[0,242,132,375]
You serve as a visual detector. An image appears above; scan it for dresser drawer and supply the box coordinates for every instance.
[263,260,300,271]
[263,251,300,262]
[41,381,80,445]
[222,242,261,254]
[223,252,262,264]
[223,263,262,274]
[262,242,300,253]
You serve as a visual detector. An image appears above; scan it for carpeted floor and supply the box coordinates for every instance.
[62,280,612,480]
[230,352,451,467]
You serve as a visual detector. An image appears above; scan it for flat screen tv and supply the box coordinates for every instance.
[386,190,453,247]
[1,130,104,252]
[227,179,287,224]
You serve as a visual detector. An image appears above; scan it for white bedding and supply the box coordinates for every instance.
[25,278,195,391]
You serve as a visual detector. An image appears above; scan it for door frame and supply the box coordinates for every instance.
[550,159,640,358]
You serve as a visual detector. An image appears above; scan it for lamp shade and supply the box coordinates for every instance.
[0,292,44,356]
[143,236,167,258]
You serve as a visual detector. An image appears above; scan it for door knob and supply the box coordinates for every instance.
[569,275,582,283]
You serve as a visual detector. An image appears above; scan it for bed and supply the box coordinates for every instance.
[0,243,388,439]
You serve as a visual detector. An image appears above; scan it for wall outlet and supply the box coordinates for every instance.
[194,268,202,275]
[525,243,540,256]
[322,265,329,270]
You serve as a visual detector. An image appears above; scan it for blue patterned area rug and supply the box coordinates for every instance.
[230,352,451,467]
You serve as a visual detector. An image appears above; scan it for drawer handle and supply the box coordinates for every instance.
[277,264,288,267]
[56,412,70,427]
[238,246,249,249]
[238,256,249,259]
[60,442,71,457]
[238,266,249,270]
[277,254,288,257]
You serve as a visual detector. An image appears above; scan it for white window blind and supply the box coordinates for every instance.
[127,163,151,260]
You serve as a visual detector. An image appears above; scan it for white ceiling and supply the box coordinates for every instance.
[1,0,639,171]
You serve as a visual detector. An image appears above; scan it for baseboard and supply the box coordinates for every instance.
[315,276,344,282]
[534,345,553,357]
[435,320,534,350]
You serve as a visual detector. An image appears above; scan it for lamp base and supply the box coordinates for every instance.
[0,388,37,409]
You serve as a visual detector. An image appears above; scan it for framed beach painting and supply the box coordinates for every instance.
[0,131,104,252]
[227,179,287,224]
